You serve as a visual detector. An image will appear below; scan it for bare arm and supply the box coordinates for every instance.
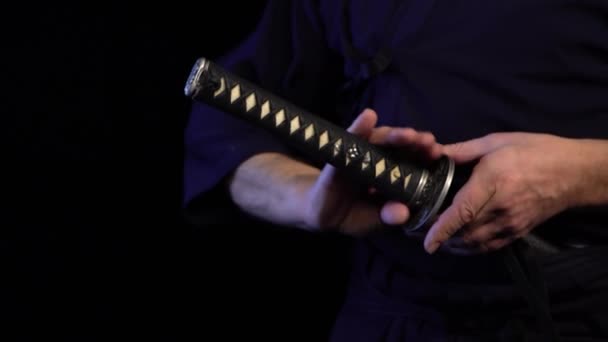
[224,109,443,236]
[227,152,318,230]
[570,139,608,207]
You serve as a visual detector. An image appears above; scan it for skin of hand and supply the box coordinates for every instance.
[303,108,444,236]
[423,132,597,255]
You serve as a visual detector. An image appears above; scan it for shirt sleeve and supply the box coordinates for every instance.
[183,0,344,220]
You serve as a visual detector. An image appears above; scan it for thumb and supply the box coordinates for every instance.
[443,134,508,163]
[423,172,495,253]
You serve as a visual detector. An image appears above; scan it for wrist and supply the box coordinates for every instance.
[228,152,320,228]
[566,138,608,208]
[285,170,321,230]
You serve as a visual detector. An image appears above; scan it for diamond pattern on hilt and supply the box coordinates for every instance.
[289,116,301,134]
[245,93,256,112]
[230,84,241,103]
[345,144,359,166]
[260,100,271,119]
[319,131,329,149]
[274,109,286,127]
[333,138,343,157]
[361,152,371,170]
[304,124,315,141]
[375,159,386,177]
[403,174,412,189]
[390,166,401,184]
[213,77,226,98]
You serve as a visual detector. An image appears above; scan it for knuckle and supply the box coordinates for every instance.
[503,216,525,234]
[447,225,460,236]
[401,127,416,135]
[375,125,391,135]
[399,128,417,141]
[386,127,403,140]
[369,127,391,144]
[457,203,477,226]
[435,228,456,243]
[449,142,466,154]
[420,131,435,139]
[422,133,436,145]
[467,232,486,245]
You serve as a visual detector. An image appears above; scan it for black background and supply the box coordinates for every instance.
[6,2,351,340]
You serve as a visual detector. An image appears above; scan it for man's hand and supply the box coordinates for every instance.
[423,132,586,254]
[305,108,444,236]
[229,108,444,237]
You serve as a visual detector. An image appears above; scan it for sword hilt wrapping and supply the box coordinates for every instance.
[184,57,455,231]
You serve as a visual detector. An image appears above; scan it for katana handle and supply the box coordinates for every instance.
[184,57,455,231]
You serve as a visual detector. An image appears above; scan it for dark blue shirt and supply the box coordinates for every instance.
[184,0,608,285]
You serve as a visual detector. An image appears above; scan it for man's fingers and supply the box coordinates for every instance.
[440,234,516,255]
[438,240,483,256]
[339,201,384,236]
[369,127,433,146]
[347,108,378,137]
[423,203,469,254]
[369,127,443,160]
[484,236,517,251]
[442,221,516,255]
[443,134,506,163]
[380,201,410,225]
[367,126,393,144]
[461,221,502,246]
[423,175,496,254]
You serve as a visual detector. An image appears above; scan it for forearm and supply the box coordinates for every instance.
[227,152,319,229]
[571,139,608,207]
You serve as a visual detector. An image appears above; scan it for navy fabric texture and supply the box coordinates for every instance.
[183,1,608,340]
